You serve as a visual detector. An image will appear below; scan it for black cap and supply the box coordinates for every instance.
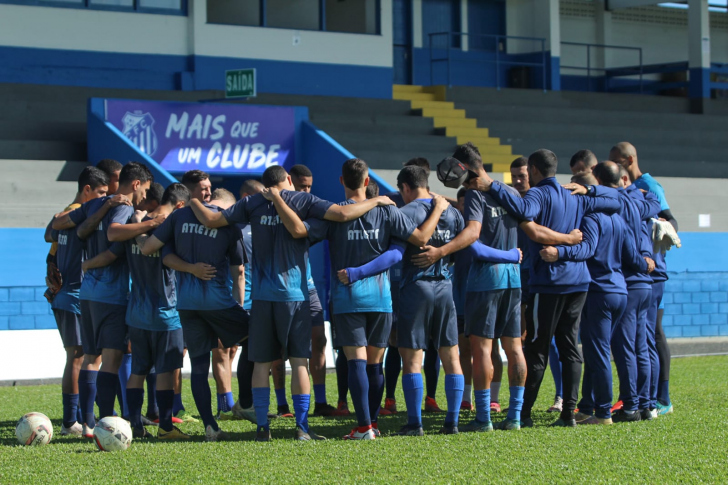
[437,157,469,188]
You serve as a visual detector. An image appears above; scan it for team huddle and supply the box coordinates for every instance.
[43,140,678,442]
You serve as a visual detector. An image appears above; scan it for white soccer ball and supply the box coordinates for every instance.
[93,416,132,452]
[16,412,53,446]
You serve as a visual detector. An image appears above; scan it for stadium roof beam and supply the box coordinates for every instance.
[606,0,663,10]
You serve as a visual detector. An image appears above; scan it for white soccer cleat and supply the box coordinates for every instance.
[343,427,375,440]
[82,424,94,439]
[60,422,83,436]
[205,425,229,442]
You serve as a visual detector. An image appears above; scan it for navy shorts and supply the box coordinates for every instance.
[53,309,82,348]
[309,288,325,328]
[249,300,311,363]
[520,270,531,304]
[128,326,184,375]
[465,288,522,339]
[397,279,458,350]
[178,306,248,359]
[80,300,128,355]
[391,284,400,326]
[332,312,392,348]
[457,315,465,335]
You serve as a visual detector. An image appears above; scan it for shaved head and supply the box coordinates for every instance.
[592,161,621,188]
[609,141,640,182]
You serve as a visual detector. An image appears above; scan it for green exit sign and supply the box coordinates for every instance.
[225,69,256,98]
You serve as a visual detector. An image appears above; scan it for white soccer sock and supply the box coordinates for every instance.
[463,385,472,403]
[490,382,501,403]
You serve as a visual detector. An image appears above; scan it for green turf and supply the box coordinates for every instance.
[0,356,725,483]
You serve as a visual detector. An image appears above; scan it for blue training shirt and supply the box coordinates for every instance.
[238,223,253,311]
[153,205,244,311]
[122,217,181,331]
[634,173,669,211]
[464,184,521,292]
[51,216,86,314]
[399,198,464,287]
[222,191,333,302]
[69,196,132,305]
[306,201,416,314]
[385,191,406,283]
[451,248,472,317]
[615,186,658,288]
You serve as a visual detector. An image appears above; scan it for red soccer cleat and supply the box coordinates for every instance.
[383,398,398,414]
[335,401,351,416]
[460,401,473,411]
[424,396,443,413]
[611,400,624,412]
[490,402,502,413]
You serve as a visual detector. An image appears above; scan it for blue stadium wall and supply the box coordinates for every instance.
[1,229,727,338]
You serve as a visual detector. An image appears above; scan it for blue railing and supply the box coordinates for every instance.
[428,32,547,91]
[560,42,644,93]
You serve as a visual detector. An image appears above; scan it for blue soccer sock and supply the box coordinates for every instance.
[118,354,132,417]
[445,374,465,426]
[402,373,423,427]
[366,363,384,424]
[79,370,98,428]
[507,386,525,422]
[146,373,158,416]
[313,384,327,404]
[190,355,217,431]
[474,389,491,424]
[173,393,185,415]
[252,387,271,431]
[292,394,310,433]
[218,392,234,412]
[156,390,174,432]
[348,359,371,428]
[62,393,79,428]
[275,388,288,407]
[96,371,120,419]
[126,387,144,430]
[76,404,83,425]
[657,380,670,406]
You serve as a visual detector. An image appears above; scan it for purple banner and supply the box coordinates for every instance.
[104,99,296,174]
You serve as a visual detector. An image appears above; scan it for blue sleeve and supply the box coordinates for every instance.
[467,241,521,264]
[636,191,661,221]
[109,242,125,257]
[68,204,88,225]
[621,227,648,273]
[305,218,330,244]
[51,229,59,242]
[153,213,175,245]
[556,215,599,262]
[161,244,174,260]
[222,196,250,225]
[489,181,543,220]
[346,243,405,284]
[387,207,417,242]
[294,192,334,220]
[109,205,133,226]
[227,228,245,266]
[463,190,484,223]
[581,193,620,215]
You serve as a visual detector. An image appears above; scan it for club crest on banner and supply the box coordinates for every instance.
[122,111,158,157]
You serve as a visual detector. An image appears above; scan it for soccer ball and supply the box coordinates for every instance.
[16,412,53,446]
[93,416,132,452]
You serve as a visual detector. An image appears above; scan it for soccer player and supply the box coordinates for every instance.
[188,165,396,441]
[569,149,598,175]
[610,142,677,416]
[182,169,212,203]
[96,159,122,195]
[52,162,158,436]
[46,166,109,436]
[137,187,248,441]
[137,182,164,213]
[541,168,647,425]
[425,148,619,427]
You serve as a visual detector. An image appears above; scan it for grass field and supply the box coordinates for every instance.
[0,355,725,483]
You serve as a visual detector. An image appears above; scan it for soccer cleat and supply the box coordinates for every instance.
[656,402,673,415]
[152,417,184,425]
[460,419,494,433]
[314,402,349,417]
[550,418,577,427]
[578,416,613,425]
[494,418,521,430]
[396,424,425,436]
[383,398,398,414]
[547,396,563,413]
[335,401,352,416]
[267,411,279,420]
[295,426,327,441]
[372,424,381,437]
[611,400,624,412]
[60,422,83,436]
[140,415,158,427]
[521,417,534,428]
[651,408,658,419]
[157,426,191,440]
[277,405,294,418]
[217,411,238,421]
[255,427,272,442]
[574,411,592,423]
[82,424,94,439]
[460,401,473,411]
[640,409,653,422]
[490,402,502,413]
[343,427,375,440]
[205,425,229,442]
[174,410,199,423]
[232,401,257,424]
[439,423,459,435]
[145,411,159,422]
[612,409,641,423]
[424,396,443,413]
[132,426,152,439]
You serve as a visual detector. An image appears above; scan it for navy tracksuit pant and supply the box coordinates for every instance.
[646,281,665,408]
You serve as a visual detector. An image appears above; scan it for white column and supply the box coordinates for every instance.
[413,0,423,48]
[460,0,468,52]
[688,0,711,99]
[533,0,560,89]
[595,0,613,70]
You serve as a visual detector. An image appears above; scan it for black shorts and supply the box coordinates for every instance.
[332,312,392,348]
[465,289,522,339]
[80,300,128,355]
[309,288,325,328]
[457,315,465,335]
[520,270,531,304]
[128,326,184,375]
[178,306,248,359]
[397,279,458,350]
[53,309,82,348]
[249,300,311,363]
[391,284,400,326]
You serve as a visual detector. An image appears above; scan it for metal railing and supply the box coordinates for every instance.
[560,42,643,93]
[428,32,547,91]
